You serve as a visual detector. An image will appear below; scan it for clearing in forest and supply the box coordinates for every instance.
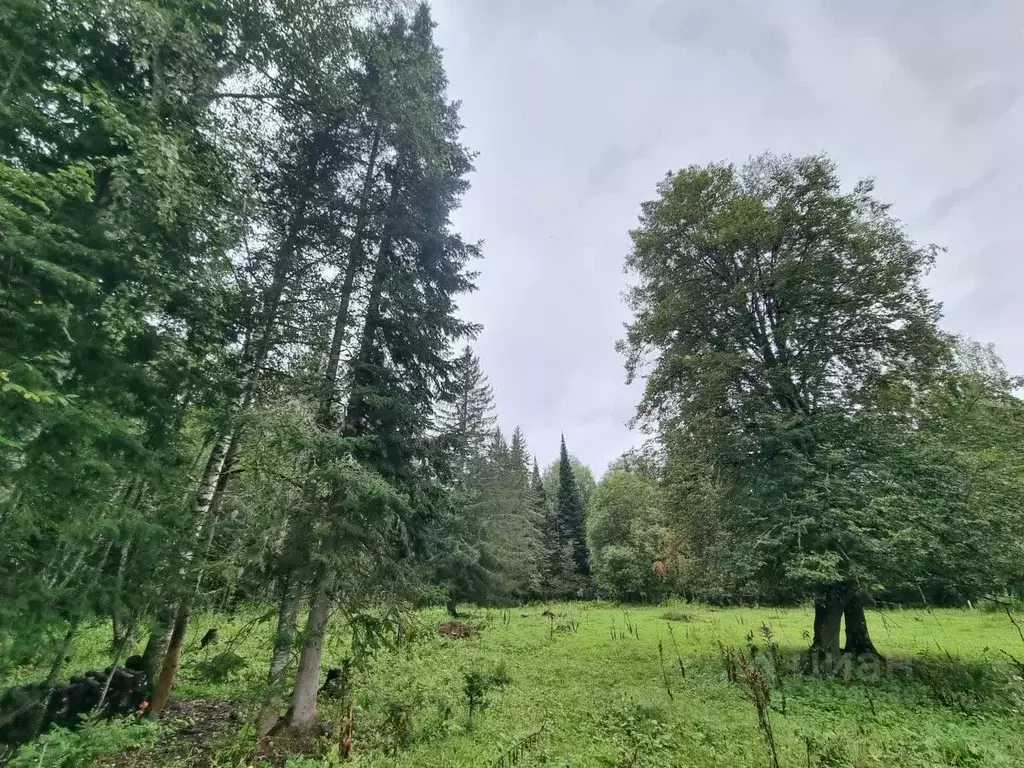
[14,602,1024,767]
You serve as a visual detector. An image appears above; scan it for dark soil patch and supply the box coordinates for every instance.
[256,727,325,766]
[438,620,474,638]
[98,699,342,767]
[99,699,239,767]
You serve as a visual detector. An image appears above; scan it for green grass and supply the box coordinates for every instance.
[10,603,1024,767]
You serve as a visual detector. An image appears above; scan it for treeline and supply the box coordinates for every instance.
[431,347,596,615]
[0,0,503,738]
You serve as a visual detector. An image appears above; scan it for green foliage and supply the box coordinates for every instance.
[191,651,249,684]
[462,663,509,725]
[910,652,1016,714]
[462,670,490,721]
[6,604,1024,766]
[620,152,1024,629]
[7,717,159,768]
[597,698,678,767]
[430,361,547,607]
[541,453,596,510]
[541,436,590,595]
[587,470,665,602]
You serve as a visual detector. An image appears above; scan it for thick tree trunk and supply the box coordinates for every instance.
[257,574,302,736]
[810,590,847,669]
[843,593,881,658]
[285,575,333,732]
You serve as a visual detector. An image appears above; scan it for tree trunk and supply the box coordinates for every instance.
[141,604,176,690]
[257,574,302,736]
[321,127,381,421]
[285,574,333,732]
[843,593,880,658]
[810,590,847,670]
[111,540,132,651]
[148,600,189,718]
[149,513,219,719]
[193,433,234,530]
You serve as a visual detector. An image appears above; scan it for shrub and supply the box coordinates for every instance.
[911,653,1007,713]
[8,716,158,768]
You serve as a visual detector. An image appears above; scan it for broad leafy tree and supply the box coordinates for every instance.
[621,153,965,653]
[587,469,665,602]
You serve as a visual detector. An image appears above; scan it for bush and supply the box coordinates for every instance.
[8,716,158,768]
[586,471,666,603]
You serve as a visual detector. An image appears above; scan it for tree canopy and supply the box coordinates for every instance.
[620,152,1024,652]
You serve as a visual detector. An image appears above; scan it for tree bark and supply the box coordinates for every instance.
[843,593,880,657]
[149,513,220,719]
[111,540,132,651]
[148,600,189,718]
[810,589,847,668]
[285,574,333,732]
[257,574,302,736]
[141,604,176,690]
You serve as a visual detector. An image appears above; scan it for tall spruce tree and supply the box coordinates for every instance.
[437,346,496,479]
[533,456,562,596]
[276,4,480,732]
[556,435,590,579]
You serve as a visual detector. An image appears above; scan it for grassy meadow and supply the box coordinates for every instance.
[9,602,1024,767]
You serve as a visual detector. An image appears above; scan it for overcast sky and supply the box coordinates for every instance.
[429,0,1024,475]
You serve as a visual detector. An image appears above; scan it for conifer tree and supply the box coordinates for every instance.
[438,346,496,479]
[277,4,480,732]
[533,456,562,595]
[556,435,590,578]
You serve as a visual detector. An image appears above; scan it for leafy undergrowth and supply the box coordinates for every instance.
[8,603,1024,767]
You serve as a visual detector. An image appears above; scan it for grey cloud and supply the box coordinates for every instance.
[950,80,1019,128]
[949,242,1020,352]
[587,141,655,193]
[432,0,1024,471]
[650,0,792,79]
[925,166,1002,223]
